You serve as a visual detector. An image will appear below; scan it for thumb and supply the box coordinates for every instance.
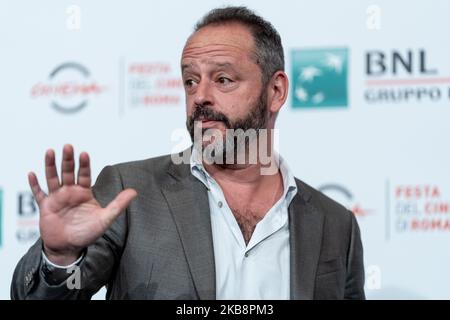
[101,188,138,227]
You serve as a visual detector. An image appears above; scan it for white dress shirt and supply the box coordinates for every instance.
[42,150,298,299]
[190,150,298,299]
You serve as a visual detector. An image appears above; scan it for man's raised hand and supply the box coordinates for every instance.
[28,144,137,265]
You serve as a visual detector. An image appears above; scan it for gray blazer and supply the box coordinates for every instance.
[11,152,365,300]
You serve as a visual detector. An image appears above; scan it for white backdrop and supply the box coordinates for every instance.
[1,0,449,299]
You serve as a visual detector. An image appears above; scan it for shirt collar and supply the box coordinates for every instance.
[189,148,298,205]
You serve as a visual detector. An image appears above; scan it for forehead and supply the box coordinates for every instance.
[181,23,256,67]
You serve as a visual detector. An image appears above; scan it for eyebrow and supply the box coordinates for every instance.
[181,61,235,73]
[181,63,195,72]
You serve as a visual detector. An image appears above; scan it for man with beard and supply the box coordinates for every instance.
[11,6,365,300]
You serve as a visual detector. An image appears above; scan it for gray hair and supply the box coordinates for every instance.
[194,6,285,86]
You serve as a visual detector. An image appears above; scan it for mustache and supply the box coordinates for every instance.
[188,105,232,129]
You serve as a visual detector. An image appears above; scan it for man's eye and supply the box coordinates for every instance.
[184,79,196,87]
[217,77,233,85]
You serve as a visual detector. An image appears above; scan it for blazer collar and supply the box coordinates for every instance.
[289,179,324,300]
[161,152,216,299]
[162,149,325,300]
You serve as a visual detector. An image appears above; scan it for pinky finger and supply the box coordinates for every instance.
[28,172,47,205]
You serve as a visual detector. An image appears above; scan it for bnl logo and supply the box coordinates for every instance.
[291,48,349,108]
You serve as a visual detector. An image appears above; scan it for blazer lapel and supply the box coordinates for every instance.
[161,160,216,300]
[289,181,325,300]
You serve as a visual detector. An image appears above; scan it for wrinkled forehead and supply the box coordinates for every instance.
[181,23,257,64]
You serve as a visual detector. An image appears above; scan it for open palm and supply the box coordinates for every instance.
[28,145,137,265]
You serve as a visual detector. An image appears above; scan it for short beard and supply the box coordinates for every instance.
[186,90,268,165]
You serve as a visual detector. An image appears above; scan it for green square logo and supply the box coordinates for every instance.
[291,48,349,108]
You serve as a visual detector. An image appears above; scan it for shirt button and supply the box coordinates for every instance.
[244,252,249,258]
[218,201,223,208]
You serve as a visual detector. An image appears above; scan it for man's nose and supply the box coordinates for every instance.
[193,79,214,107]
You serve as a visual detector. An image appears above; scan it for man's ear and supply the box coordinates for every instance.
[267,71,289,114]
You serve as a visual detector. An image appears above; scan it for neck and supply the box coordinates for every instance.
[202,150,280,187]
[204,162,264,185]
